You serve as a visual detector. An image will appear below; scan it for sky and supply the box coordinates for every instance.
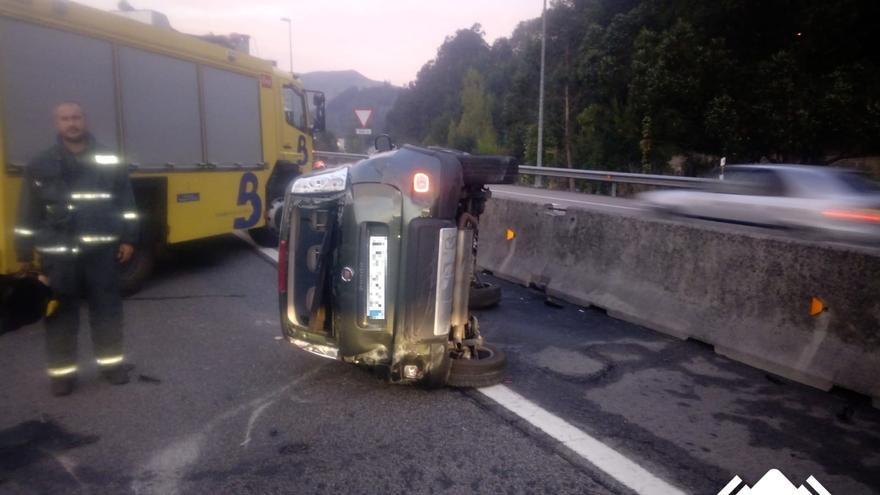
[76,0,542,85]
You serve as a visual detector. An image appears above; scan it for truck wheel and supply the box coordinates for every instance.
[249,196,285,247]
[447,344,506,388]
[469,281,502,310]
[248,227,279,247]
[120,246,155,295]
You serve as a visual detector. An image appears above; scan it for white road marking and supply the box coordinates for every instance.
[480,385,687,495]
[248,236,686,495]
[491,187,643,211]
[132,365,324,495]
[45,450,86,489]
[240,401,272,447]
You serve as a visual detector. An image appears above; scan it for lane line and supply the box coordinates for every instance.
[480,385,687,495]
[244,236,686,495]
[490,187,643,211]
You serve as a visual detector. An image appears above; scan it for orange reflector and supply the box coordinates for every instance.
[809,297,826,316]
[413,172,430,193]
[506,228,516,241]
[822,209,880,223]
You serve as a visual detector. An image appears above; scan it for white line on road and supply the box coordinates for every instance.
[240,401,272,447]
[244,236,686,495]
[132,359,325,495]
[491,187,643,211]
[480,385,687,495]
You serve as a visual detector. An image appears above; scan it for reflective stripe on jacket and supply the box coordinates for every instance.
[14,135,138,263]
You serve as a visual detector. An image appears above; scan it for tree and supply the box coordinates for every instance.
[448,68,499,153]
[386,0,880,176]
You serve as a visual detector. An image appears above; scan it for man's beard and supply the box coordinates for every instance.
[62,130,86,143]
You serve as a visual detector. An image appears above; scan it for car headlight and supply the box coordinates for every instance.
[291,167,348,194]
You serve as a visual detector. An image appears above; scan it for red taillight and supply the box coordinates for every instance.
[313,160,326,170]
[278,239,288,293]
[822,209,880,223]
[413,172,430,193]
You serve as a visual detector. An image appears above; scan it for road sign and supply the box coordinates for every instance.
[354,108,373,128]
[356,128,372,135]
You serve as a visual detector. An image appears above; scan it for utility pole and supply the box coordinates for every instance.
[281,17,293,75]
[535,0,547,187]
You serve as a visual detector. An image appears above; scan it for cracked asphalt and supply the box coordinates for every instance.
[1,235,878,494]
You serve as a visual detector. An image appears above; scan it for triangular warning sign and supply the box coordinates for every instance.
[354,108,373,128]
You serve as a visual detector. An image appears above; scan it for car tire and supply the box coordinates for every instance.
[469,281,502,310]
[120,245,155,295]
[447,344,507,388]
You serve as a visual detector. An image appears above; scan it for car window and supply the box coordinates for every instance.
[724,169,786,196]
[836,171,880,194]
[283,85,306,130]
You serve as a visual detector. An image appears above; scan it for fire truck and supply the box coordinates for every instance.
[0,0,324,291]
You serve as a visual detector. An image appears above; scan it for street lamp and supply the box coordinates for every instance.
[281,17,293,75]
[535,0,547,187]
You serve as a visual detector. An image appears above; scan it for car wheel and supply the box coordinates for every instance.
[469,281,502,310]
[447,344,507,388]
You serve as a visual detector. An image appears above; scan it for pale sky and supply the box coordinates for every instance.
[76,0,541,85]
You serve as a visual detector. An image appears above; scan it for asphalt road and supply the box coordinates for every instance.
[2,235,878,494]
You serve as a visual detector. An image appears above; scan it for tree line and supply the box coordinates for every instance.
[386,0,880,176]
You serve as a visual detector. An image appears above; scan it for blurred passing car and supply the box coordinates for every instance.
[639,164,880,242]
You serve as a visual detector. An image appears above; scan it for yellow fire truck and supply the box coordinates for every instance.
[0,0,324,291]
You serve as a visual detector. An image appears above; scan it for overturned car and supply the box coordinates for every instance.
[277,145,517,387]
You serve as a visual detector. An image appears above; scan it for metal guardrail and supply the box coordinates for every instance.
[314,151,369,163]
[518,165,714,189]
[313,151,714,194]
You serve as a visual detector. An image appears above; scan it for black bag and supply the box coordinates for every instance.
[0,274,51,335]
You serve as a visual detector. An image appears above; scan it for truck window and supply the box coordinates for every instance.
[0,18,119,166]
[118,47,202,167]
[283,86,307,130]
[202,67,263,166]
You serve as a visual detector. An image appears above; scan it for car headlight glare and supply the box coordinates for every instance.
[291,167,348,194]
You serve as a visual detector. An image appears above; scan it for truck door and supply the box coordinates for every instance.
[280,85,310,171]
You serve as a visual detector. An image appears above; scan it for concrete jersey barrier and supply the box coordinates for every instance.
[477,197,880,406]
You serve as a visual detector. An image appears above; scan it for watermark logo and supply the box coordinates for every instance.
[719,469,831,495]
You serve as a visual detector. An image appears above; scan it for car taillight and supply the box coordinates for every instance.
[822,209,880,223]
[313,160,326,170]
[278,239,288,293]
[413,172,430,193]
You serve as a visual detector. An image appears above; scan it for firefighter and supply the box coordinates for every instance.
[14,102,138,396]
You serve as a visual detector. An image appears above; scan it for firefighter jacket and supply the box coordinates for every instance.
[14,135,138,266]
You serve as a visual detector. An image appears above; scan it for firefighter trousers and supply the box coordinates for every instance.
[43,246,124,376]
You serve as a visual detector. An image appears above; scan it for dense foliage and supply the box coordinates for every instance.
[386,0,880,175]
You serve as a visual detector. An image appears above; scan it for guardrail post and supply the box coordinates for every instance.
[611,183,617,197]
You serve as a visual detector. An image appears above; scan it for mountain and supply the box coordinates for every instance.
[299,70,385,102]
